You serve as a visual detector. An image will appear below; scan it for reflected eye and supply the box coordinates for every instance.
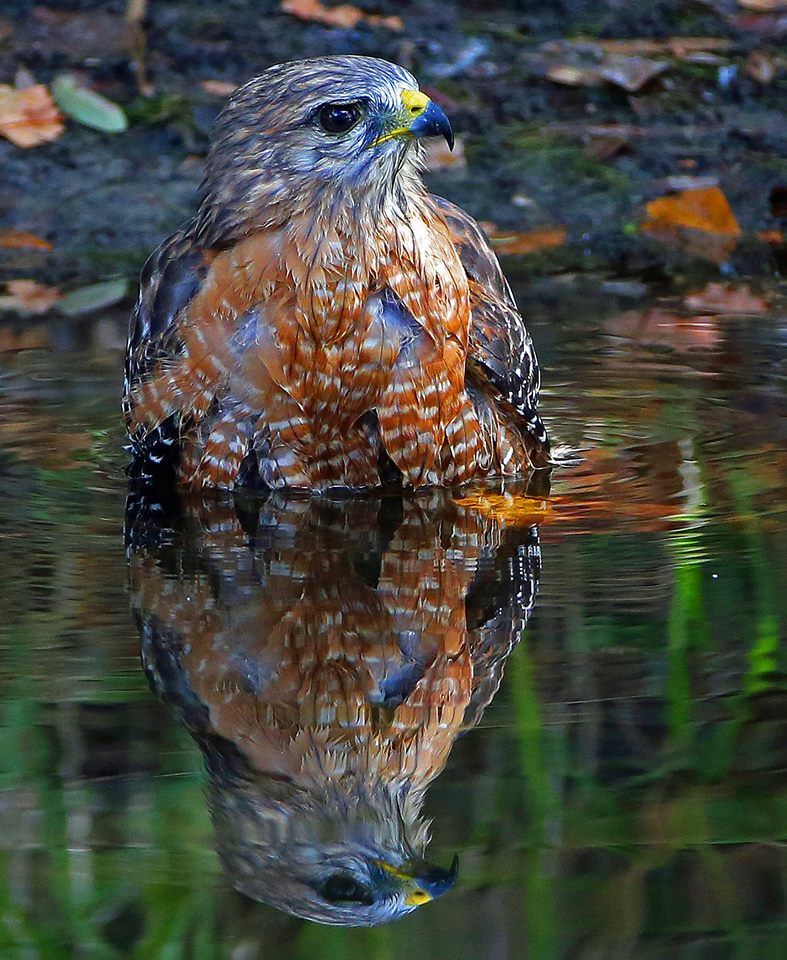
[318,102,363,135]
[319,874,374,904]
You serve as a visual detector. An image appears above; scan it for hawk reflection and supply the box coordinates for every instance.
[127,490,541,925]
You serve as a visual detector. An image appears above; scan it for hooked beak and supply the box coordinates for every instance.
[371,90,454,150]
[376,855,459,907]
[407,98,454,150]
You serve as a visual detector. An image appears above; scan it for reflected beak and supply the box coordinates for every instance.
[371,91,455,150]
[376,855,459,907]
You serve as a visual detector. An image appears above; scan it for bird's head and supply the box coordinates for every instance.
[209,767,459,926]
[197,56,454,243]
[220,829,460,926]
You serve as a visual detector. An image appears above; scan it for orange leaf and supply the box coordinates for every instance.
[683,282,770,315]
[0,280,62,314]
[0,229,53,250]
[490,227,567,255]
[0,84,64,148]
[280,0,402,30]
[644,186,740,236]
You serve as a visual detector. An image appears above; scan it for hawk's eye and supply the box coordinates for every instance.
[319,874,374,904]
[318,102,363,135]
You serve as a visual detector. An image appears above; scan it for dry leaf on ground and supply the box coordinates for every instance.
[643,186,741,235]
[201,80,238,97]
[490,227,567,255]
[0,280,62,314]
[542,37,731,59]
[683,282,770,315]
[281,0,403,30]
[599,54,668,92]
[745,51,778,84]
[0,84,64,147]
[0,230,53,250]
[547,54,667,91]
[546,64,603,87]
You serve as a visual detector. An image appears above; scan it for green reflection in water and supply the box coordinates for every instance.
[0,285,784,958]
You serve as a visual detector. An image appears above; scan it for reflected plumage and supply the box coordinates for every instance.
[123,56,550,491]
[127,489,541,925]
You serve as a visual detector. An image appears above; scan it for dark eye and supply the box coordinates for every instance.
[318,102,363,135]
[319,874,374,904]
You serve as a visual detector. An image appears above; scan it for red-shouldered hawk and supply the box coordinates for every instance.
[127,487,542,925]
[124,56,551,492]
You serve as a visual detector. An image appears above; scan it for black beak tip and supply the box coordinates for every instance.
[420,854,460,898]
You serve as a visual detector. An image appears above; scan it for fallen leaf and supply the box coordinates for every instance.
[666,37,732,60]
[57,279,128,316]
[491,227,567,255]
[201,79,238,96]
[745,50,777,84]
[585,134,630,161]
[424,135,466,171]
[684,282,770,315]
[546,64,602,87]
[0,280,62,314]
[737,0,787,10]
[0,230,53,251]
[546,52,666,91]
[51,74,128,133]
[600,54,668,92]
[643,186,741,235]
[281,0,403,30]
[0,83,64,147]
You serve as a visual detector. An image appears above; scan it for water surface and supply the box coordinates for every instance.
[0,272,784,958]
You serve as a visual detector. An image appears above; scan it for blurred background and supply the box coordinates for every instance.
[0,1,786,958]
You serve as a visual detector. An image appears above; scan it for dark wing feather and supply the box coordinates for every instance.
[433,196,550,456]
[124,227,207,469]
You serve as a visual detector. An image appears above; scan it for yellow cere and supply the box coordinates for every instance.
[374,859,434,905]
[400,89,430,117]
[371,89,430,146]
[404,888,433,907]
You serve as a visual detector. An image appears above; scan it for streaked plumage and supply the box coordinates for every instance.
[124,56,550,491]
[127,490,541,925]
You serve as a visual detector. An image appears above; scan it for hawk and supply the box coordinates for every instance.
[124,56,551,492]
[128,488,542,925]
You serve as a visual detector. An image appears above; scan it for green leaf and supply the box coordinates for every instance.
[51,74,128,133]
[57,279,128,316]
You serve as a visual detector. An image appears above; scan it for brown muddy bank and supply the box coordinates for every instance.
[0,0,786,295]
